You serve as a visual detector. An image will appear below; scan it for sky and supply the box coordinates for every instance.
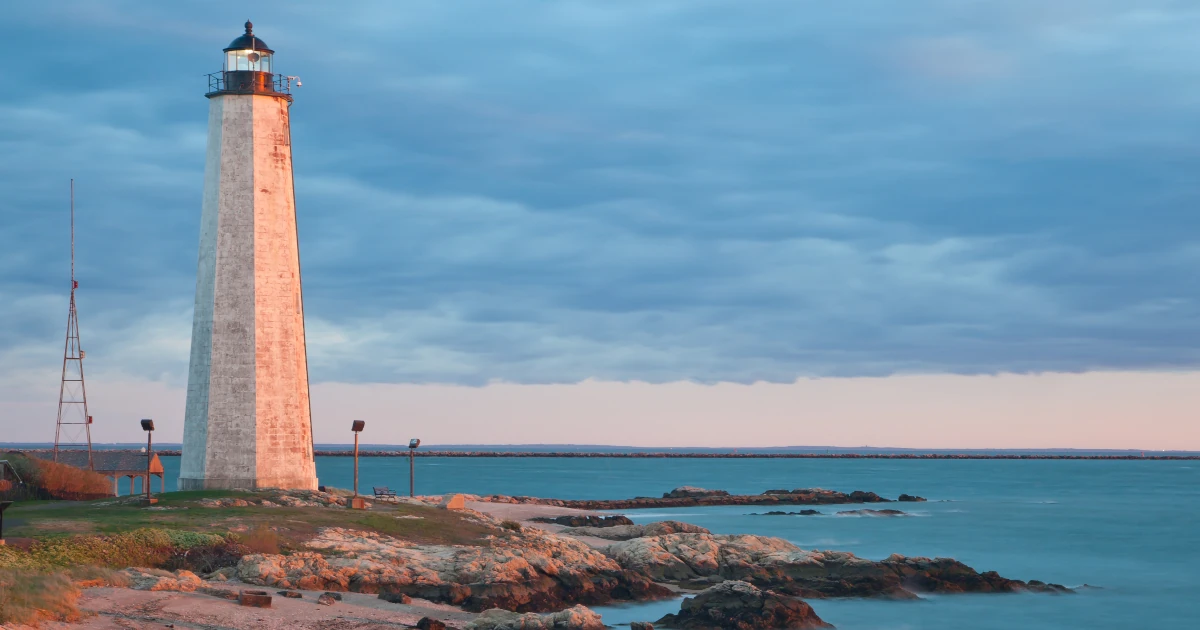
[1,1,1198,448]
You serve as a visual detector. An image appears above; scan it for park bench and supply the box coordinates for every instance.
[373,486,399,503]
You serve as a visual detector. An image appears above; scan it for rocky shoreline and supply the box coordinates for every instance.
[218,488,1070,621]
[3,485,1076,629]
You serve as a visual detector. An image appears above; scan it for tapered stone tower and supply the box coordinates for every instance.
[180,22,317,490]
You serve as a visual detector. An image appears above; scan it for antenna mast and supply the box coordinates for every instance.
[54,179,93,468]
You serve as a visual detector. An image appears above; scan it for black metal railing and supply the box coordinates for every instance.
[205,72,292,98]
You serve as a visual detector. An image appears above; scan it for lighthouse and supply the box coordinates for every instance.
[180,22,317,491]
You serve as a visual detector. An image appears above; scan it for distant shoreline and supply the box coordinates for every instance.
[23,449,1193,460]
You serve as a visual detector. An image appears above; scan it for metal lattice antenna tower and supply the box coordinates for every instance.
[54,179,93,469]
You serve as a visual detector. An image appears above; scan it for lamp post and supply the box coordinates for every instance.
[140,419,156,506]
[351,420,365,499]
[408,438,420,497]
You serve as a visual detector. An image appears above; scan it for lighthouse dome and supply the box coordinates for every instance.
[224,20,274,53]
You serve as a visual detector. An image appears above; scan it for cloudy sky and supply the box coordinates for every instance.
[2,1,1198,448]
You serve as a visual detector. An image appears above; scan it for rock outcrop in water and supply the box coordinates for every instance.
[656,581,832,630]
[603,533,1072,599]
[237,526,671,612]
[897,494,927,502]
[530,515,635,528]
[835,509,908,517]
[562,521,710,541]
[664,487,731,499]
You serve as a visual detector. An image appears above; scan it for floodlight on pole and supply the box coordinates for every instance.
[141,419,156,506]
[408,438,420,497]
[351,420,365,500]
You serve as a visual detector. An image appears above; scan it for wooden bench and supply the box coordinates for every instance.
[373,486,398,503]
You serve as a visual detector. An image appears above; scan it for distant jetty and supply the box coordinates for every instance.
[134,449,1199,460]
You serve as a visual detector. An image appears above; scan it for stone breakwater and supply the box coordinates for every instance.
[469,488,906,510]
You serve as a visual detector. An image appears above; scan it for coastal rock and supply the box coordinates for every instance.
[631,623,654,630]
[656,581,831,629]
[122,568,203,592]
[317,592,338,606]
[418,618,447,630]
[380,591,413,604]
[238,526,671,612]
[752,510,822,516]
[835,509,907,517]
[882,554,1072,594]
[563,521,710,541]
[847,491,889,503]
[664,487,731,499]
[604,533,1070,599]
[466,605,605,630]
[897,494,927,502]
[531,515,635,528]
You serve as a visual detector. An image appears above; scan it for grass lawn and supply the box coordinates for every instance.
[3,490,493,547]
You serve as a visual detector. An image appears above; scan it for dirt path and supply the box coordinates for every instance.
[40,586,475,630]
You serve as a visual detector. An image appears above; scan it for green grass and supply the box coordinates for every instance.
[3,490,493,547]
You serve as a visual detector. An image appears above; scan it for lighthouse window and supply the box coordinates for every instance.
[225,50,272,72]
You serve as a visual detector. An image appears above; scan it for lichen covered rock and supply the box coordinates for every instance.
[236,526,671,611]
[121,568,203,592]
[466,605,605,630]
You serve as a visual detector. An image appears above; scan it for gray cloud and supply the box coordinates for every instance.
[1,0,1198,390]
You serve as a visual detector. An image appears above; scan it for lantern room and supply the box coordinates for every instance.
[206,20,291,100]
[224,21,273,72]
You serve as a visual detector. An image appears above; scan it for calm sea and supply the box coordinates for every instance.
[139,456,1196,629]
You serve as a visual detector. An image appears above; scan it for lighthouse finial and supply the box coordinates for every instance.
[245,20,253,35]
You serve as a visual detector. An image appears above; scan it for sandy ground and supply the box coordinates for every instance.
[40,586,475,630]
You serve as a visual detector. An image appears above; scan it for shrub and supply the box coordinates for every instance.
[0,453,112,501]
[0,528,228,572]
[163,541,249,574]
[0,569,81,627]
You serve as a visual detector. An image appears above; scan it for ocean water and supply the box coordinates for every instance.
[146,456,1198,629]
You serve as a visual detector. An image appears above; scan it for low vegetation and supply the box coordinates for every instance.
[0,567,128,627]
[0,487,498,623]
[3,491,493,546]
[0,528,228,572]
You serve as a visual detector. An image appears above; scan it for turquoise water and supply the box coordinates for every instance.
[150,456,1198,628]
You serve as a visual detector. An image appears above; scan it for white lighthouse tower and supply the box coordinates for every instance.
[180,21,317,491]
